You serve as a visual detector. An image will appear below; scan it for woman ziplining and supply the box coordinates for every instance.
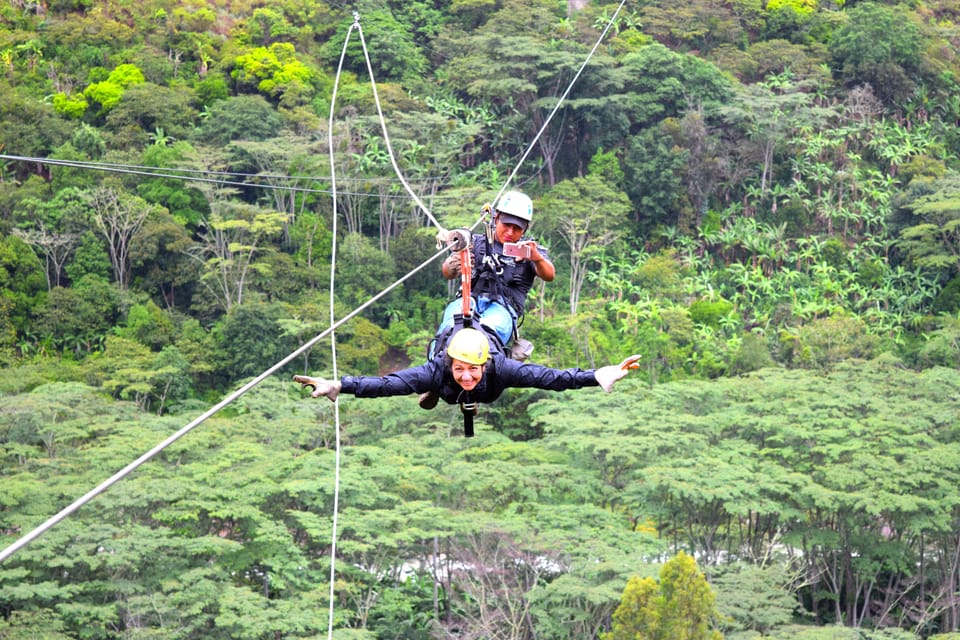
[294,326,641,425]
[298,180,640,437]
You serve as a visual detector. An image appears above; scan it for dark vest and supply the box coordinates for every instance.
[470,234,542,316]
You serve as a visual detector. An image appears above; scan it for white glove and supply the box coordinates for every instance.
[435,228,450,249]
[293,375,341,401]
[594,354,641,392]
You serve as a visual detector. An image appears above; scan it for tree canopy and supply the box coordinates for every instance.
[2,0,960,637]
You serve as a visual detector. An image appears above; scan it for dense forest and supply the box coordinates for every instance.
[2,0,960,638]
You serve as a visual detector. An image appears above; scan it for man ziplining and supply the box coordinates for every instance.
[436,189,555,362]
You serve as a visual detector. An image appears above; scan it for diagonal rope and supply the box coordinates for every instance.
[490,0,628,209]
[0,243,446,565]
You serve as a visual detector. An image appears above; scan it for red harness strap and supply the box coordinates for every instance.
[459,243,473,320]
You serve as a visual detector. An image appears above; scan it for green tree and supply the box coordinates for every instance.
[86,186,158,290]
[64,231,111,284]
[717,72,820,206]
[0,86,73,182]
[713,563,798,635]
[333,232,398,312]
[34,275,120,358]
[604,551,723,640]
[129,207,198,310]
[215,302,297,380]
[321,6,428,83]
[232,42,315,106]
[618,43,731,133]
[69,121,106,159]
[149,345,193,414]
[623,124,688,232]
[195,95,284,145]
[228,133,326,243]
[52,90,88,118]
[82,62,146,115]
[829,3,922,107]
[896,173,960,276]
[538,358,960,633]
[115,300,176,351]
[103,81,198,148]
[538,175,632,314]
[436,0,598,184]
[641,1,745,54]
[0,235,45,353]
[136,141,209,227]
[188,200,287,313]
[247,6,298,45]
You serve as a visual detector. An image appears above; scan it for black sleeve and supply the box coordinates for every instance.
[341,362,443,398]
[496,358,598,391]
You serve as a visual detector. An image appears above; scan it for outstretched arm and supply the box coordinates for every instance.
[293,375,341,400]
[295,361,445,401]
[594,355,642,392]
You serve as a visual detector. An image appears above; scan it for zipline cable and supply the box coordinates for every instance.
[0,243,447,565]
[488,0,628,212]
[0,153,458,200]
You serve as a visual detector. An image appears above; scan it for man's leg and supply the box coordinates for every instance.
[476,299,515,349]
[431,298,473,358]
[476,299,533,361]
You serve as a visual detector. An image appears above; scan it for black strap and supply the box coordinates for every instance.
[461,402,477,437]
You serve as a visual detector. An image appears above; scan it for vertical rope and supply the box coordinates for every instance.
[354,20,444,231]
[323,14,357,639]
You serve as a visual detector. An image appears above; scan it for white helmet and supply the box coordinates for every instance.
[494,190,533,228]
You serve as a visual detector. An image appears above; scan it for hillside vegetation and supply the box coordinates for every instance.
[1,0,960,638]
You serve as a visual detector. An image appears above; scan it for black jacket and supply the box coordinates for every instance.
[340,354,598,405]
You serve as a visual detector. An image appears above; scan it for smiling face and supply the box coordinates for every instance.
[450,358,485,391]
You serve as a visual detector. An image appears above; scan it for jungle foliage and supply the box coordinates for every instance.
[2,0,960,638]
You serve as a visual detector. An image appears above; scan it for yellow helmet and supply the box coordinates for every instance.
[446,328,490,365]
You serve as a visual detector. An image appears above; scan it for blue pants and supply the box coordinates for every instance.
[437,297,516,348]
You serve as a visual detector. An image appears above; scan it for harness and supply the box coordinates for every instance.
[472,239,527,319]
[439,229,488,437]
[437,213,527,436]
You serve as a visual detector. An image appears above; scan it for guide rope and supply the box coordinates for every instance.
[0,245,446,566]
[322,14,352,640]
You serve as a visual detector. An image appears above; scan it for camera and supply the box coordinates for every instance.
[503,242,531,259]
